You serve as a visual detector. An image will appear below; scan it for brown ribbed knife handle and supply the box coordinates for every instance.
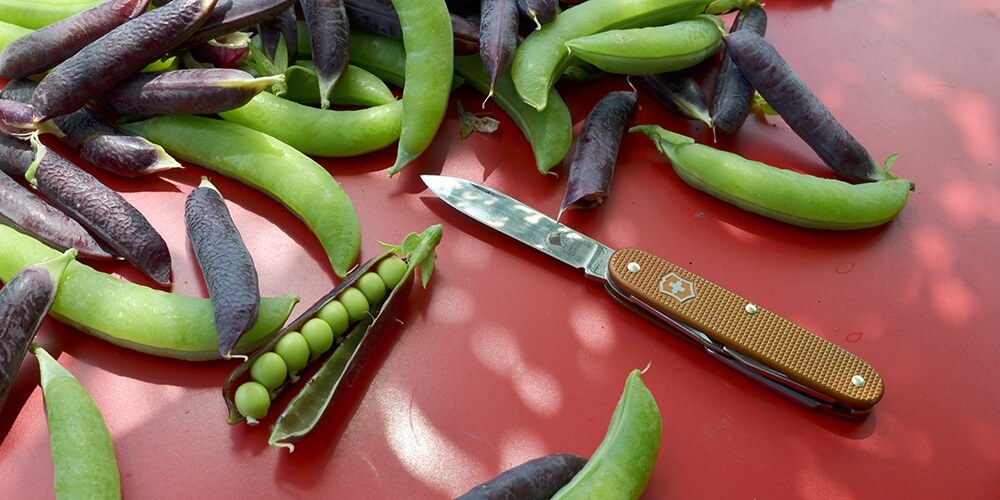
[608,248,884,412]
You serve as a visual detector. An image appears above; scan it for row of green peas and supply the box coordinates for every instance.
[233,256,409,422]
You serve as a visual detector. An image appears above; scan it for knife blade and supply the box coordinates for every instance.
[422,174,884,417]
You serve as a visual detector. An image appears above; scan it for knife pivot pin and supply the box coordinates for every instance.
[851,375,867,388]
[626,262,641,273]
[745,303,760,315]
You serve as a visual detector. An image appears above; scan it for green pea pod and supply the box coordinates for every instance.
[0,225,298,360]
[386,0,454,176]
[511,0,711,110]
[454,53,572,174]
[346,29,464,91]
[282,63,396,107]
[564,14,724,75]
[0,0,105,30]
[218,91,402,158]
[122,115,361,277]
[551,369,662,500]
[0,20,32,51]
[31,345,121,500]
[632,124,914,230]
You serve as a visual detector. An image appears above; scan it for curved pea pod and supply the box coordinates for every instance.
[31,0,218,122]
[517,0,558,29]
[222,225,443,438]
[0,250,75,412]
[31,345,121,499]
[479,0,520,101]
[0,0,149,80]
[631,124,914,230]
[27,139,173,286]
[635,71,712,127]
[559,89,637,216]
[178,0,295,49]
[185,177,260,359]
[121,114,361,278]
[218,90,402,158]
[551,369,662,500]
[457,453,588,500]
[454,53,572,174]
[95,68,284,116]
[0,79,181,178]
[300,0,349,110]
[564,14,724,76]
[725,29,889,182]
[345,30,465,91]
[0,0,105,30]
[0,225,298,360]
[0,169,116,260]
[710,3,766,134]
[282,63,396,107]
[510,0,710,111]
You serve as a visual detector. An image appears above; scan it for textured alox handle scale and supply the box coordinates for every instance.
[608,248,884,411]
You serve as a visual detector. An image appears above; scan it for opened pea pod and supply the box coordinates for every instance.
[222,225,442,449]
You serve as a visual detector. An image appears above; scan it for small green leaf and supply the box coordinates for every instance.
[379,224,443,288]
[456,101,500,139]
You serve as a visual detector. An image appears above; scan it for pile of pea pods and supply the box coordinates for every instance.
[0,0,918,496]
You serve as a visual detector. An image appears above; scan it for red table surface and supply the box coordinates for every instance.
[2,0,999,498]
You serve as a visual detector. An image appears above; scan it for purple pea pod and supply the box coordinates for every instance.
[456,453,588,500]
[179,0,296,49]
[185,177,260,359]
[1,80,181,177]
[344,0,481,55]
[1,168,117,260]
[31,0,218,122]
[300,0,350,109]
[559,89,637,217]
[0,249,75,412]
[0,99,62,138]
[517,0,557,30]
[26,139,172,286]
[187,32,252,69]
[711,3,767,134]
[451,13,482,56]
[0,0,150,80]
[95,68,283,116]
[479,0,520,101]
[258,5,298,66]
[0,132,35,177]
[635,72,712,127]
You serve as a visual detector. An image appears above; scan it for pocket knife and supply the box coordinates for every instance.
[422,175,884,417]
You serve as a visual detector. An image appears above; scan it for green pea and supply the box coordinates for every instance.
[0,226,297,361]
[564,15,724,75]
[218,92,403,158]
[453,54,572,174]
[274,331,311,373]
[355,272,387,305]
[551,369,662,499]
[316,299,350,335]
[631,125,914,230]
[301,317,335,356]
[386,0,454,175]
[339,287,370,323]
[511,0,708,110]
[375,256,408,289]
[234,381,271,421]
[32,345,120,498]
[250,352,288,391]
[121,114,361,278]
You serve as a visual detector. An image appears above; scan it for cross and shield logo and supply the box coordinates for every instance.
[659,272,696,303]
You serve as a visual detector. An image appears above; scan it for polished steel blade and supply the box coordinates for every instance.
[422,175,613,281]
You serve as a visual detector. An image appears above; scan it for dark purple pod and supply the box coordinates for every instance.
[451,13,482,56]
[0,133,35,177]
[0,249,75,411]
[188,33,252,69]
[185,177,259,358]
[0,99,62,137]
[725,29,886,182]
[31,0,218,122]
[636,72,711,127]
[711,4,767,134]
[259,5,299,65]
[0,0,150,80]
[179,0,296,49]
[1,171,117,260]
[517,0,557,29]
[95,68,282,116]
[480,0,520,99]
[28,142,172,286]
[456,453,588,500]
[559,89,637,217]
[2,79,182,177]
[300,0,350,109]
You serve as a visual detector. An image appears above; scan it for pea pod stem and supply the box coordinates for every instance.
[0,225,298,360]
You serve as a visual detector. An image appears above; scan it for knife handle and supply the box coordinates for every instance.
[607,248,884,413]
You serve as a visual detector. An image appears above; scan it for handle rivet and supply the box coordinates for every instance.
[744,303,759,315]
[627,262,641,273]
[851,375,866,388]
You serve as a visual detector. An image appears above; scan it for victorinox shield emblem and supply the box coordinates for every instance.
[659,272,696,303]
